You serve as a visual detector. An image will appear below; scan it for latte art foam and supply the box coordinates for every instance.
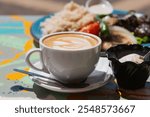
[43,34,98,50]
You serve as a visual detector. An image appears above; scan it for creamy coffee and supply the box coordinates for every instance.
[43,34,98,50]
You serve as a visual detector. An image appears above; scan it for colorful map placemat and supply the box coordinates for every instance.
[0,15,119,100]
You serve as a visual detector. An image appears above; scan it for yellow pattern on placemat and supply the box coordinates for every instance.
[11,16,32,36]
[0,16,33,66]
[21,90,29,92]
[0,52,24,66]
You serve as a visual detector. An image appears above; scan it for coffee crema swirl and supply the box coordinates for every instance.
[43,34,98,50]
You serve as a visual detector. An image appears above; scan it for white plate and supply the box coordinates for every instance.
[29,57,114,93]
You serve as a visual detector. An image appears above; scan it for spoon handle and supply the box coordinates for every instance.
[13,68,50,78]
[13,69,89,88]
[13,68,63,84]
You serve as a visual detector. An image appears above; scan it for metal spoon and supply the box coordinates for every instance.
[13,69,89,88]
[13,68,64,84]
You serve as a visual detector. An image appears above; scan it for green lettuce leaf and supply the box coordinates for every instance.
[136,36,150,44]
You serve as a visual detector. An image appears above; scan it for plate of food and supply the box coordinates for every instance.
[30,1,150,50]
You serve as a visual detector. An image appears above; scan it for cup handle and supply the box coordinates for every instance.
[25,48,45,72]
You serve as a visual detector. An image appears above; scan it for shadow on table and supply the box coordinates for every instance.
[32,81,120,100]
[119,82,150,100]
[11,85,33,92]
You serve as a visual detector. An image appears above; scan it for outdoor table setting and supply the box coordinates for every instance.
[0,15,120,100]
[1,0,150,100]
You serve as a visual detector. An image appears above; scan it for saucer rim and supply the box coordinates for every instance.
[29,58,114,93]
[31,74,113,93]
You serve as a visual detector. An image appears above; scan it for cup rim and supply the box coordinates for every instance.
[39,31,102,51]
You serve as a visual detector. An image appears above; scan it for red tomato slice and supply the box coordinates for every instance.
[79,22,100,36]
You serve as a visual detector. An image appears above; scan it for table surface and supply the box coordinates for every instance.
[0,15,120,100]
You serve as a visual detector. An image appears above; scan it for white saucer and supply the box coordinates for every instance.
[29,57,114,93]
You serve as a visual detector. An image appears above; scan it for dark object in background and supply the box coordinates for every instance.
[33,39,39,48]
[113,11,150,39]
[116,14,138,32]
[135,23,150,37]
[107,44,150,90]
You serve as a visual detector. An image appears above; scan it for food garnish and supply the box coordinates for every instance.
[79,22,100,36]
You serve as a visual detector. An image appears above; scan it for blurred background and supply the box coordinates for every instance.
[0,0,150,15]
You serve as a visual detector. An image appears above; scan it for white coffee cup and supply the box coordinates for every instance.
[25,32,102,84]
